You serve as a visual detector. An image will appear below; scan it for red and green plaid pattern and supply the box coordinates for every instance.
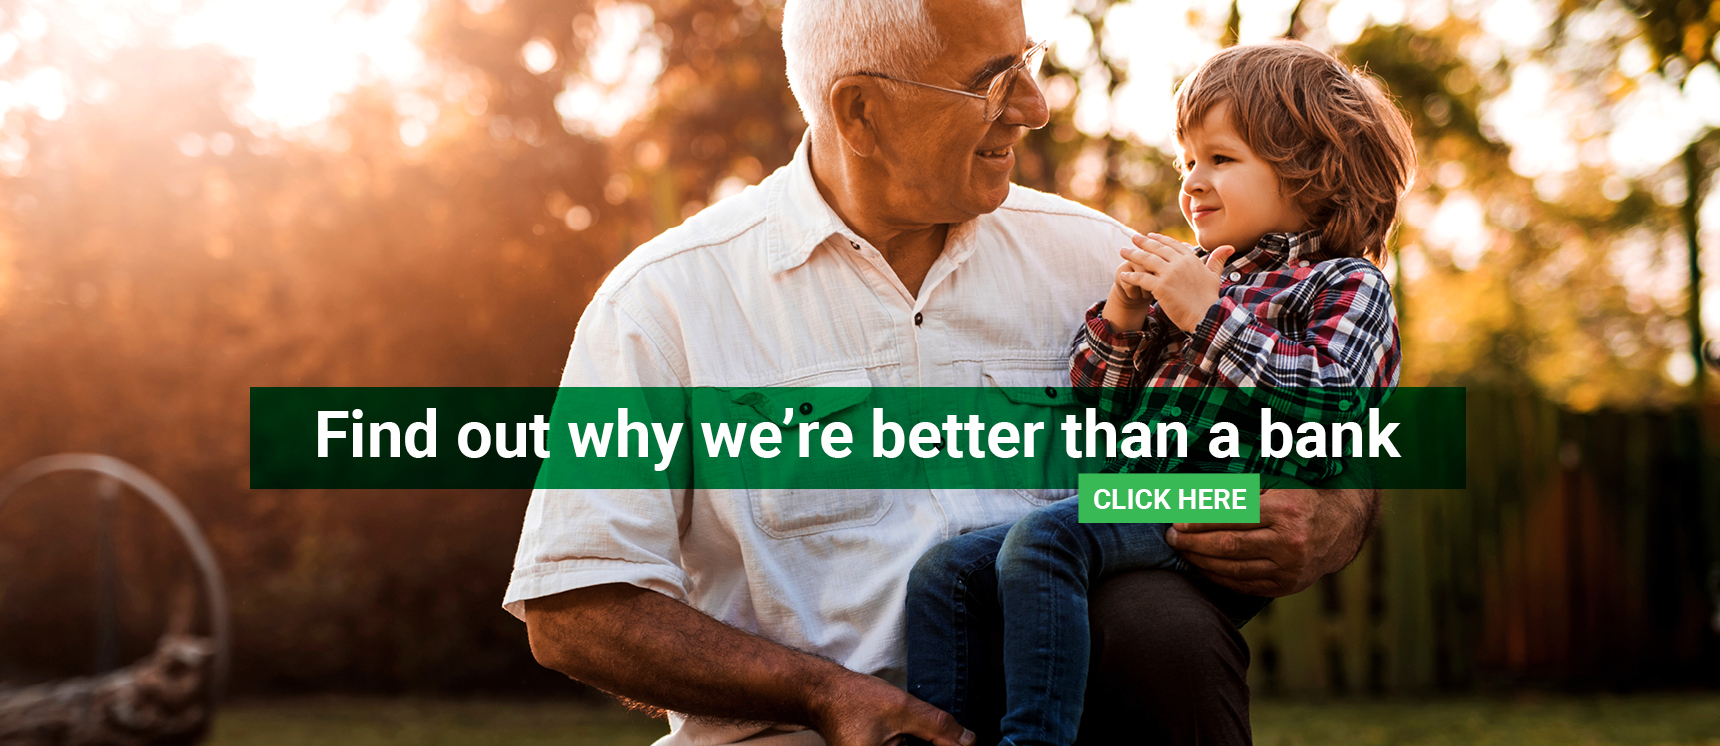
[1068,231,1401,483]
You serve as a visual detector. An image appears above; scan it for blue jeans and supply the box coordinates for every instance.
[904,497,1188,746]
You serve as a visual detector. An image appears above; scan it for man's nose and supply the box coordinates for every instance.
[999,71,1049,130]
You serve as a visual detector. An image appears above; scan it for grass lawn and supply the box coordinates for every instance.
[205,694,1720,745]
[205,698,670,746]
[1252,695,1720,746]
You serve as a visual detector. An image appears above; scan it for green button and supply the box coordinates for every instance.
[1077,473,1261,524]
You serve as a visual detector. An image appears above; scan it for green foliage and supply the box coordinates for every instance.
[1005,0,1711,409]
[1618,0,1720,80]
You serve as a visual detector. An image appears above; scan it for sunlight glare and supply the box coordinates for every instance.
[1608,74,1706,178]
[1236,0,1301,44]
[1425,192,1489,270]
[1478,0,1551,56]
[521,38,558,75]
[555,2,663,138]
[1484,63,1579,178]
[173,0,430,133]
[14,67,67,121]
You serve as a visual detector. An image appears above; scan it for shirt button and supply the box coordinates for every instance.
[1339,400,1352,411]
[1227,271,1241,281]
[799,402,813,415]
[1044,387,1058,398]
[1168,406,1181,416]
[1298,260,1310,268]
[849,241,860,250]
[914,312,923,326]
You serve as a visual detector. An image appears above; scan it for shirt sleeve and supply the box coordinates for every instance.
[502,291,693,620]
[1181,262,1400,416]
[1069,300,1174,421]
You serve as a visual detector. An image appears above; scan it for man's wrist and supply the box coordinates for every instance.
[1343,487,1382,567]
[800,658,864,731]
[802,666,906,742]
[1323,487,1380,574]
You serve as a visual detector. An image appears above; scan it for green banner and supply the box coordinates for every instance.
[249,387,1467,489]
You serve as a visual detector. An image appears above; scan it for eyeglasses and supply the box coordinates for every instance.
[860,39,1048,122]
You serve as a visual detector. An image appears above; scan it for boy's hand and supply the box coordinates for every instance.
[1121,233,1235,333]
[1100,244,1155,332]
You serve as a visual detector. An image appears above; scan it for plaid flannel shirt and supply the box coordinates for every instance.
[1068,231,1401,484]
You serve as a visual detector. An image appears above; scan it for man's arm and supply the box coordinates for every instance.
[525,584,974,746]
[522,292,972,746]
[1164,488,1379,597]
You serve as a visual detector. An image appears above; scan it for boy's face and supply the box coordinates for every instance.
[1176,102,1308,252]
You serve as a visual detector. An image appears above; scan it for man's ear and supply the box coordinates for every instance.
[828,77,878,158]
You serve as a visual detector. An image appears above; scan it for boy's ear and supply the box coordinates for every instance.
[828,77,878,158]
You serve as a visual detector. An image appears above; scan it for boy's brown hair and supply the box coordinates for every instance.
[1174,40,1416,263]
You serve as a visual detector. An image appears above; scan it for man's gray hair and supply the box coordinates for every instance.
[782,0,945,136]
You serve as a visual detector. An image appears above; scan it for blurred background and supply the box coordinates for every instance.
[1,0,1719,742]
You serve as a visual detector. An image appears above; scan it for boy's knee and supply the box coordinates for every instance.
[997,502,1083,566]
[1014,502,1076,537]
[908,542,963,595]
[908,532,997,598]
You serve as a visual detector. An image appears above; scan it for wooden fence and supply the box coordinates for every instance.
[1243,388,1720,694]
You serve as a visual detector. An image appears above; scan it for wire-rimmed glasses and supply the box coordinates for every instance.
[860,39,1049,122]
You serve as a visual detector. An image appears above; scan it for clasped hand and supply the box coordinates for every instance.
[1115,233,1235,333]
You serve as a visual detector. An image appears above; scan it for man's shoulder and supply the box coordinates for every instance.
[594,183,775,301]
[995,184,1133,236]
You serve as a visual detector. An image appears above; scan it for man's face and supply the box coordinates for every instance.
[1177,102,1309,252]
[869,0,1048,224]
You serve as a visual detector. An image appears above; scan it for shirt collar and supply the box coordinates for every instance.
[768,133,869,273]
[1226,230,1327,274]
[767,133,990,274]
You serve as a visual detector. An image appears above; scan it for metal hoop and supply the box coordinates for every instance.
[0,453,231,702]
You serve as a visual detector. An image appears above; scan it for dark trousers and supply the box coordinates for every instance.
[922,568,1268,746]
[1078,570,1268,745]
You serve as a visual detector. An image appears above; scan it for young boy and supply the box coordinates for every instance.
[905,39,1416,746]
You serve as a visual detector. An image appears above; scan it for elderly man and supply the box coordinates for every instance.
[505,0,1377,742]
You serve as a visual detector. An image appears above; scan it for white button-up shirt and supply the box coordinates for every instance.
[504,136,1128,745]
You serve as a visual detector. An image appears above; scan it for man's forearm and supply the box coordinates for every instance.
[524,583,842,725]
[525,583,974,746]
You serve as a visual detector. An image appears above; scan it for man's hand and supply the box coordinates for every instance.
[1120,233,1234,333]
[525,584,972,746]
[809,671,975,746]
[1164,488,1379,597]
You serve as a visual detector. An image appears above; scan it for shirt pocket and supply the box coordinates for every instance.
[729,376,892,539]
[982,361,1080,506]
